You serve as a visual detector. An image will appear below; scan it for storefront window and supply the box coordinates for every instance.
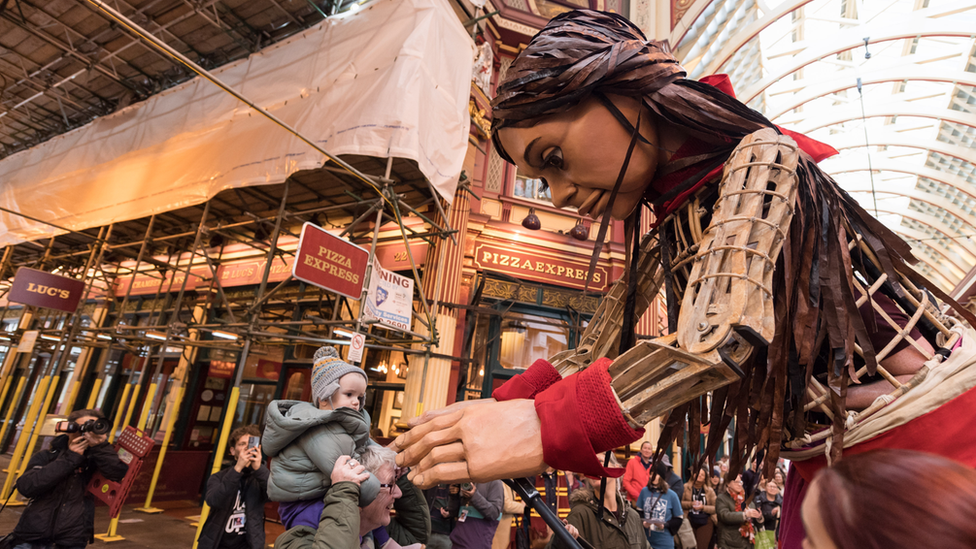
[513,175,552,203]
[283,370,309,401]
[498,313,571,370]
[466,308,585,400]
[235,383,276,428]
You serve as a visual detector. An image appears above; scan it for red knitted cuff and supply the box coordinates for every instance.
[578,358,644,453]
[492,359,563,401]
[534,358,644,478]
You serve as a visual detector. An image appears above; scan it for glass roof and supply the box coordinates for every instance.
[676,0,976,291]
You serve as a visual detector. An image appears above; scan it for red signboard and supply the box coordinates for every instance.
[208,360,235,379]
[473,242,610,291]
[292,222,369,299]
[9,267,86,313]
[114,258,293,297]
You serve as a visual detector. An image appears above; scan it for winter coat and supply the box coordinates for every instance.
[274,476,430,549]
[715,492,754,549]
[753,492,782,533]
[681,483,717,526]
[263,400,380,507]
[387,473,431,546]
[622,456,652,501]
[197,463,271,549]
[492,483,526,549]
[450,480,504,549]
[548,488,649,549]
[12,434,128,547]
[273,481,362,549]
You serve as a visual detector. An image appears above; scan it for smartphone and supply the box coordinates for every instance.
[247,436,260,449]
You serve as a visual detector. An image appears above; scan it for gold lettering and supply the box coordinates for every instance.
[27,283,37,292]
[60,289,70,299]
[481,251,492,264]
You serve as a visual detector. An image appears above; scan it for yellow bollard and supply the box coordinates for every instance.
[6,375,61,507]
[0,376,27,447]
[134,385,185,514]
[0,375,51,499]
[0,346,20,397]
[109,383,133,444]
[0,374,14,426]
[86,377,104,409]
[136,382,158,433]
[63,380,81,415]
[116,382,140,444]
[192,386,240,549]
[94,515,124,542]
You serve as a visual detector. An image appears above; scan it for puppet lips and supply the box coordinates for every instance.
[577,189,604,217]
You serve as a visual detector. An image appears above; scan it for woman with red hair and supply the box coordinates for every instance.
[802,449,976,549]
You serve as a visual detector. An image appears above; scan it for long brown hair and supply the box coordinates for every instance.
[813,449,976,549]
[489,10,773,165]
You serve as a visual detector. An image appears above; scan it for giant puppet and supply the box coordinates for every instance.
[394,10,976,548]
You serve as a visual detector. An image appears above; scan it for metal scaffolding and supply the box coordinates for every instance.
[0,150,457,538]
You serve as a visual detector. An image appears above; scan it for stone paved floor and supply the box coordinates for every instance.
[0,452,286,548]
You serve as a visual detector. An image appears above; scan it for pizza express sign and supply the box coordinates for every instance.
[473,242,609,291]
[9,267,86,313]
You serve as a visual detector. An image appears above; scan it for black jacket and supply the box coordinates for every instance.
[197,464,270,549]
[13,434,128,546]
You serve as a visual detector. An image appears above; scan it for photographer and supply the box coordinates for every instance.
[449,481,502,549]
[197,424,269,549]
[9,408,128,549]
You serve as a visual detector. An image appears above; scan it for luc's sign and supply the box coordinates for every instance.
[9,267,86,313]
[292,223,369,299]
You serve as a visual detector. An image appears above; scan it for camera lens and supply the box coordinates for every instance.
[81,418,111,435]
[92,418,111,435]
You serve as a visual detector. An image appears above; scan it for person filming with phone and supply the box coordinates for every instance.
[197,424,269,549]
[6,408,127,549]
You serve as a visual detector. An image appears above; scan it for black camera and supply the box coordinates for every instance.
[55,418,111,435]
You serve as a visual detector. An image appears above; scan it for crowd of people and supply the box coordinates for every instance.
[4,345,976,549]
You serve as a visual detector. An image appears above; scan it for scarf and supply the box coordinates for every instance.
[730,489,755,542]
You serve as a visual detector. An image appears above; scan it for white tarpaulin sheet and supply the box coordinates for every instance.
[0,0,473,246]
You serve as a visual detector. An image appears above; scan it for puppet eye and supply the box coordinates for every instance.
[543,148,564,170]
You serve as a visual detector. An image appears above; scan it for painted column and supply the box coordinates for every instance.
[400,188,470,422]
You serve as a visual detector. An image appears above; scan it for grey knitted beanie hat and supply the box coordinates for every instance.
[311,346,368,406]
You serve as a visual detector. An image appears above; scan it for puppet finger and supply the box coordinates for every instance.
[393,410,463,464]
[411,461,472,489]
[417,441,466,474]
[396,423,463,468]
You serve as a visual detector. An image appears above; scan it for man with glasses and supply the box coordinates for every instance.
[274,445,430,549]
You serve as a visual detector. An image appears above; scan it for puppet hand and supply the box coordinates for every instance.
[393,399,546,489]
[403,398,491,430]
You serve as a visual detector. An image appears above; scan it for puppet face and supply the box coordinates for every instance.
[496,94,675,221]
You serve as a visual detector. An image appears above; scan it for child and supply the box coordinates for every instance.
[263,346,380,529]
